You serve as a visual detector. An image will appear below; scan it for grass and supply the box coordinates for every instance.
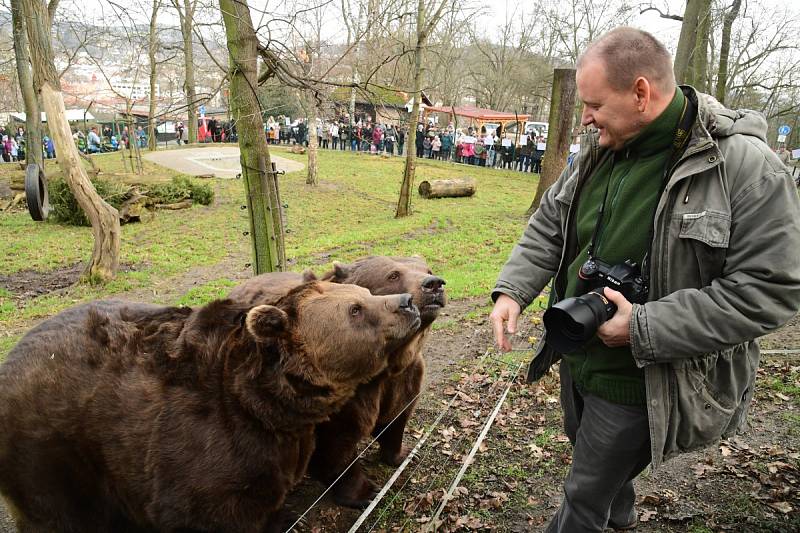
[0,145,540,360]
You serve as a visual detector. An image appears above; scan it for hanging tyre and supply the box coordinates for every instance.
[25,163,50,221]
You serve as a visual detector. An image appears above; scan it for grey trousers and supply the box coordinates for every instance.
[545,363,651,533]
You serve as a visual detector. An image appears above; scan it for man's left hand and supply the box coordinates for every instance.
[597,287,632,347]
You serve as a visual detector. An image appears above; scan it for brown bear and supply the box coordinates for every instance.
[0,281,420,533]
[229,256,446,508]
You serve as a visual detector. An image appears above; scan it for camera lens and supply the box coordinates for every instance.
[543,289,617,353]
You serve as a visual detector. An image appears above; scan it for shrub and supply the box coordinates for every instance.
[48,178,131,226]
[48,176,214,226]
[145,176,214,206]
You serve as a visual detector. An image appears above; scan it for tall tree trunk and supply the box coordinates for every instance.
[528,68,576,214]
[306,96,319,185]
[396,0,425,218]
[176,0,198,144]
[148,0,160,151]
[11,0,43,171]
[220,0,285,274]
[23,0,120,281]
[716,0,741,104]
[674,0,703,84]
[691,0,712,91]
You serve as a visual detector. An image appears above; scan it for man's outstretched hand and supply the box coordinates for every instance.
[490,294,521,352]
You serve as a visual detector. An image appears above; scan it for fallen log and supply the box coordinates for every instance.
[155,199,193,210]
[418,178,477,199]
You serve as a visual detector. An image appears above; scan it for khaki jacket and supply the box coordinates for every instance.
[493,88,800,466]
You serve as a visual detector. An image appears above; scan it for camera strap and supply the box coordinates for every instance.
[585,92,696,282]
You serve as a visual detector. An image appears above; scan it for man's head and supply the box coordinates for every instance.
[576,27,676,151]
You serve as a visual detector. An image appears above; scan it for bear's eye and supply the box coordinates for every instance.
[349,304,362,317]
[388,271,400,281]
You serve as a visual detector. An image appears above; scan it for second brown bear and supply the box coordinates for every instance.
[229,256,446,507]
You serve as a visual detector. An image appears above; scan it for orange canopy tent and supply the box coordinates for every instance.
[423,105,530,132]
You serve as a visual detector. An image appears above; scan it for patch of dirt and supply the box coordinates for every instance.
[0,263,146,303]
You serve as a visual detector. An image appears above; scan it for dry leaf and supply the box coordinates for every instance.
[768,501,793,514]
[639,509,657,522]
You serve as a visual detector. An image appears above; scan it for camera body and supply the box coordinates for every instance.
[543,258,649,354]
[576,258,648,305]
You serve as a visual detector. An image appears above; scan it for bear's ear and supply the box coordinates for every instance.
[245,305,289,341]
[301,269,317,282]
[332,261,350,281]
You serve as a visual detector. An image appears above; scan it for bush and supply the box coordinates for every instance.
[145,176,214,207]
[48,176,214,226]
[48,178,132,226]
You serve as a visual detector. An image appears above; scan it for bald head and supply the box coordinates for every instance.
[577,27,676,96]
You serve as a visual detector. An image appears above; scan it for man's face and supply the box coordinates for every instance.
[576,60,643,151]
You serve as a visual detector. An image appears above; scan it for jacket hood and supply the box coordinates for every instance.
[691,87,768,142]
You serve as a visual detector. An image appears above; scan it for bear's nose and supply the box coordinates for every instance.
[398,293,414,310]
[422,276,445,291]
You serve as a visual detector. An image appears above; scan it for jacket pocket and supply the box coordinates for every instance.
[673,344,754,452]
[678,210,731,286]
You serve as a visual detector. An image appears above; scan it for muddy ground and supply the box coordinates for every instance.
[0,276,798,532]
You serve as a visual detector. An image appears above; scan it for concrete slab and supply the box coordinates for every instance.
[144,145,304,178]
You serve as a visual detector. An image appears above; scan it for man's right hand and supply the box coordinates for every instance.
[489,294,521,352]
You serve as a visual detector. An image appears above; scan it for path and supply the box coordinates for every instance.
[144,145,304,178]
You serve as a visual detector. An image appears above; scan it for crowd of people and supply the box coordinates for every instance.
[0,126,57,162]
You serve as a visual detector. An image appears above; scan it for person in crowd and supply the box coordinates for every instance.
[397,126,406,156]
[330,122,339,150]
[431,134,441,159]
[87,126,101,154]
[339,122,348,151]
[517,136,533,172]
[372,123,383,153]
[385,125,397,155]
[415,124,425,157]
[440,128,453,162]
[43,136,55,159]
[490,27,800,533]
[73,129,86,153]
[462,136,475,165]
[532,136,545,173]
[776,145,791,167]
[423,133,432,159]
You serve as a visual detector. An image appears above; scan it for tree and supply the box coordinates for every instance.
[172,0,199,144]
[715,0,742,104]
[148,0,162,151]
[10,0,43,171]
[22,0,120,281]
[673,0,713,86]
[396,0,454,218]
[528,68,576,214]
[220,0,286,274]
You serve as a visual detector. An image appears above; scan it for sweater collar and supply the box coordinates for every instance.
[621,87,685,158]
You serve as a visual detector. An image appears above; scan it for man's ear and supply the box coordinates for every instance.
[332,261,350,281]
[633,77,651,112]
[246,305,289,341]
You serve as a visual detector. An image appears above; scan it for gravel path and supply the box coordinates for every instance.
[144,145,304,178]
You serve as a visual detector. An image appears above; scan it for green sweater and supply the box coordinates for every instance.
[563,88,686,405]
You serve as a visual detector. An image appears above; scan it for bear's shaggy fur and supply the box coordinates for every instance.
[0,282,420,532]
[229,256,446,508]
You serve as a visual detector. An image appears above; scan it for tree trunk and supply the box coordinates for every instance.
[148,0,159,151]
[306,96,319,185]
[674,0,703,84]
[418,177,476,198]
[716,0,741,104]
[220,0,285,274]
[179,0,198,144]
[396,0,425,218]
[11,0,43,171]
[690,0,712,91]
[24,0,120,282]
[528,68,576,215]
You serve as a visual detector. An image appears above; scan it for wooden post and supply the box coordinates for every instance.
[220,0,285,274]
[527,68,577,215]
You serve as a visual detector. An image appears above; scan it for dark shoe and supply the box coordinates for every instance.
[606,519,637,531]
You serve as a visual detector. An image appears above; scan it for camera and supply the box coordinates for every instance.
[543,258,648,354]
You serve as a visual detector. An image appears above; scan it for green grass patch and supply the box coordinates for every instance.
[766,376,800,400]
[175,279,238,307]
[1,148,539,333]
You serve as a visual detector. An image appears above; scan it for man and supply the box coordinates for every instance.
[87,126,101,154]
[489,27,800,532]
